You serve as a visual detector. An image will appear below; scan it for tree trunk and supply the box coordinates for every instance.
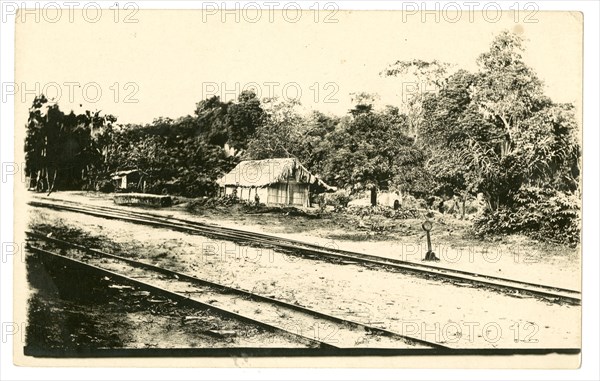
[44,168,50,192]
[35,170,43,191]
[484,192,494,212]
[370,187,377,207]
[47,168,58,196]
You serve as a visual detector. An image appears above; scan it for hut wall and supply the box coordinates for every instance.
[113,176,126,190]
[223,186,269,204]
[224,181,309,207]
[256,187,269,204]
[267,182,288,205]
[267,180,309,207]
[290,181,309,207]
[115,173,143,190]
[224,186,238,197]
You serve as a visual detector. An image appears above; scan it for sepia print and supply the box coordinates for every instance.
[11,6,583,368]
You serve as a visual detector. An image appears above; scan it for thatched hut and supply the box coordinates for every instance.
[217,158,335,207]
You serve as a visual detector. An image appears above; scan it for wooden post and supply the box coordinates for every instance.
[426,230,432,253]
[370,186,377,207]
[422,221,439,261]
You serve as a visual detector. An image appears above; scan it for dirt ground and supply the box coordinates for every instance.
[28,202,581,349]
[25,244,310,352]
[32,192,581,291]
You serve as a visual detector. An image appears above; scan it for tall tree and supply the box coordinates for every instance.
[25,95,116,193]
[381,59,451,140]
[324,101,428,205]
[226,90,265,152]
[419,31,580,211]
[245,97,305,160]
[194,96,230,147]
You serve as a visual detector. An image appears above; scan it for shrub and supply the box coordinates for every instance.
[473,186,580,246]
[345,204,420,220]
[186,194,240,212]
[325,190,351,208]
[96,180,115,193]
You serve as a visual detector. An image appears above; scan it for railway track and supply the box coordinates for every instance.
[28,197,582,305]
[27,231,446,350]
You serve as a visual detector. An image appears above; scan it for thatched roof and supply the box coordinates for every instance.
[217,158,336,191]
[110,169,147,180]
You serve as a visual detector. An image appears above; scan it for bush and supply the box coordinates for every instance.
[402,194,427,209]
[345,204,420,220]
[144,178,219,198]
[186,194,240,211]
[325,190,351,209]
[473,187,580,246]
[96,180,115,193]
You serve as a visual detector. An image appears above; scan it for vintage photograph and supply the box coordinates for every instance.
[12,7,583,368]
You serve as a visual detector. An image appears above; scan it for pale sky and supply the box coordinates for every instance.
[15,10,582,126]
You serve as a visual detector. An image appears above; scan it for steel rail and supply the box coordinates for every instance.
[27,234,446,349]
[28,198,582,305]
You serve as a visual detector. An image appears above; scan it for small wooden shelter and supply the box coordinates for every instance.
[111,169,147,192]
[217,158,335,207]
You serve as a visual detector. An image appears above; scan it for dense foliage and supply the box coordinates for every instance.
[417,32,580,244]
[473,186,580,246]
[24,30,581,245]
[108,116,236,197]
[25,95,116,193]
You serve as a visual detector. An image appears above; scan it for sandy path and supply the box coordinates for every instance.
[29,207,581,349]
[30,192,581,291]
